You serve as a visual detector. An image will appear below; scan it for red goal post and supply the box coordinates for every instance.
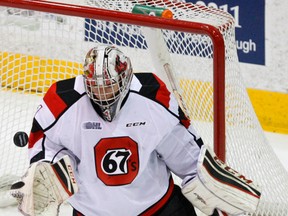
[1,0,288,215]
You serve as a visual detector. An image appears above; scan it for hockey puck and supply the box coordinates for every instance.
[13,131,28,147]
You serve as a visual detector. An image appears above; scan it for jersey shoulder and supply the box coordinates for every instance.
[131,73,190,128]
[132,72,170,107]
[43,75,86,120]
[29,76,86,151]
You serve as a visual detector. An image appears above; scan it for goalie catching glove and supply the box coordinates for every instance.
[182,145,261,215]
[10,156,78,216]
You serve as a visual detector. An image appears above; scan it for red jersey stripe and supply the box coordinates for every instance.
[153,74,171,109]
[43,83,67,119]
[28,130,44,149]
[140,177,174,216]
[181,118,191,129]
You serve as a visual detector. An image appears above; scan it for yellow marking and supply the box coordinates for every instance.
[247,89,288,134]
[1,52,287,134]
[0,52,82,94]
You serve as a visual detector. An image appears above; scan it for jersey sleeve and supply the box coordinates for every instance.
[132,72,191,128]
[28,76,84,165]
[28,102,79,167]
[156,123,203,185]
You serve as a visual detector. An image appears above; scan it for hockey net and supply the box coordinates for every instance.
[0,0,288,215]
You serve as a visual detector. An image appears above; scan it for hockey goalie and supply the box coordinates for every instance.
[10,45,261,216]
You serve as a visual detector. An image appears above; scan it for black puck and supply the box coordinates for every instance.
[13,131,28,147]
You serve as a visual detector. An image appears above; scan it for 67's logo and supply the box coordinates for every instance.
[102,149,132,175]
[95,137,139,186]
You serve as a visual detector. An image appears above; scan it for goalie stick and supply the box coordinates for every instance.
[140,25,190,119]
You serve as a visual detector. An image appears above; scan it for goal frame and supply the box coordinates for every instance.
[0,0,226,160]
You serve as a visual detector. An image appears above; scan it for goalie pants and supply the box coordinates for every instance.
[72,184,197,216]
[154,184,197,216]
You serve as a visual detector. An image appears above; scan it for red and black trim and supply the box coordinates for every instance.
[28,118,46,163]
[72,208,84,216]
[203,149,261,198]
[29,78,85,162]
[28,118,44,149]
[133,73,189,127]
[43,77,84,119]
[134,73,171,108]
[139,177,175,216]
[51,157,76,196]
[178,108,190,129]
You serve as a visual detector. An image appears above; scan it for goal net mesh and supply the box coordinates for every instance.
[0,0,288,215]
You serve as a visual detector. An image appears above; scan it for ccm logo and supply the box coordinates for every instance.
[126,122,146,127]
[67,164,77,184]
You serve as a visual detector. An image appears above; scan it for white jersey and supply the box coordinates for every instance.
[28,73,202,216]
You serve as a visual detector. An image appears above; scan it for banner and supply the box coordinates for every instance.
[85,0,265,65]
[187,0,265,65]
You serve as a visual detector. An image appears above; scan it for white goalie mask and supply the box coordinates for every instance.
[83,45,133,121]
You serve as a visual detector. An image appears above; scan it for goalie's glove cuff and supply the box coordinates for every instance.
[10,155,78,216]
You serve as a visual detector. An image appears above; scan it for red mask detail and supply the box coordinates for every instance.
[115,55,127,74]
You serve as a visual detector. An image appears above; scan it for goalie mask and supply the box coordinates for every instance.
[83,45,133,122]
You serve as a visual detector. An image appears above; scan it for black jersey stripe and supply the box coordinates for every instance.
[134,73,190,127]
[135,73,170,108]
[56,78,82,107]
[28,118,44,149]
[29,135,47,164]
[43,77,83,120]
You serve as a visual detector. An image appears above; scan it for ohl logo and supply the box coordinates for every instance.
[94,137,139,186]
[83,121,102,130]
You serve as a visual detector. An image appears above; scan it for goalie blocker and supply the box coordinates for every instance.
[10,156,78,216]
[182,145,261,215]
